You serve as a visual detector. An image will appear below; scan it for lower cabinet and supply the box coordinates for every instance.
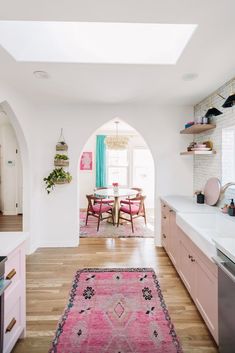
[177,227,218,344]
[168,211,178,268]
[3,242,26,353]
[161,202,178,268]
[194,251,218,342]
[178,235,196,296]
[161,202,218,344]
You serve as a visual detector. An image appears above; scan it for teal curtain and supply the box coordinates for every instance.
[96,135,107,187]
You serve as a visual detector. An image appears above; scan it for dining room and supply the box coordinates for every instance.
[79,119,155,238]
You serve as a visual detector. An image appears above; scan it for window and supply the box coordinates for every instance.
[106,149,129,186]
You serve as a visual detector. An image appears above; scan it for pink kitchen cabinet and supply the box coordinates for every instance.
[161,202,218,344]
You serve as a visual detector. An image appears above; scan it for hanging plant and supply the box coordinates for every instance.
[44,168,72,194]
[54,154,69,160]
[54,154,69,167]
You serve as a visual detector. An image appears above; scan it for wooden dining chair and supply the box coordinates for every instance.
[85,194,114,231]
[117,195,146,233]
[94,187,114,204]
[120,187,143,205]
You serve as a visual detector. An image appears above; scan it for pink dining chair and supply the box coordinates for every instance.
[94,187,114,205]
[86,194,114,231]
[120,187,143,205]
[117,195,147,233]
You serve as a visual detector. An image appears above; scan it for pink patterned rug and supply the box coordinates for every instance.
[49,268,182,353]
[80,211,154,238]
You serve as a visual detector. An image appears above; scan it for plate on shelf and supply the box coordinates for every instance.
[204,177,221,206]
[191,147,211,151]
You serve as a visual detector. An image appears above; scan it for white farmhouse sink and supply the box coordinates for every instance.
[176,211,235,260]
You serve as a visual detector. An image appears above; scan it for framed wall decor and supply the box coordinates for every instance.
[80,151,92,170]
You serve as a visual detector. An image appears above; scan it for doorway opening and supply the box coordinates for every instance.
[0,109,23,231]
[78,119,155,238]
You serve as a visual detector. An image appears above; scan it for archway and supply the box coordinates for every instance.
[77,118,155,238]
[0,101,30,235]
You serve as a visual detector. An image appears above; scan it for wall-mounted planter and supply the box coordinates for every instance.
[56,143,68,151]
[54,159,69,167]
[44,128,72,193]
[54,179,70,185]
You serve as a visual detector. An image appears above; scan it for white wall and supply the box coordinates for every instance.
[79,133,96,209]
[0,115,23,215]
[79,130,155,209]
[0,81,194,251]
[194,77,235,202]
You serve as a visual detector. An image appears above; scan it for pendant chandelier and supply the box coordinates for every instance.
[105,121,129,150]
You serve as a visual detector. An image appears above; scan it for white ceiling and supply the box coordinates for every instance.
[0,0,235,105]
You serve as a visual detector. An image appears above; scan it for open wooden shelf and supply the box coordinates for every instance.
[180,124,216,135]
[180,150,216,156]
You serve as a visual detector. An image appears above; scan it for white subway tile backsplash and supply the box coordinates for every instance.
[194,77,235,201]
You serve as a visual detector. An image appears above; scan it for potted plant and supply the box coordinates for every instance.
[44,168,72,194]
[54,154,69,167]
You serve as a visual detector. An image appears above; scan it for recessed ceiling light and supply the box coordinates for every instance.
[33,70,49,79]
[182,73,198,81]
[0,21,197,65]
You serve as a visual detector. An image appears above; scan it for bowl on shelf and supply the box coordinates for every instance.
[195,143,207,148]
[191,147,211,151]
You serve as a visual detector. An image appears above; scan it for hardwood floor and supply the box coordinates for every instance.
[0,214,22,231]
[13,238,218,353]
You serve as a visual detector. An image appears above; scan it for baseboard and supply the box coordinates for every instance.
[2,210,18,216]
[38,239,80,248]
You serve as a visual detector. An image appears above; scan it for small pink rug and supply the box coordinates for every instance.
[49,268,182,353]
[80,211,154,238]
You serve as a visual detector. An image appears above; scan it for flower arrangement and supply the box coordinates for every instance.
[112,182,119,192]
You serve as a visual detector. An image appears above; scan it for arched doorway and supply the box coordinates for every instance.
[0,101,30,234]
[78,118,155,238]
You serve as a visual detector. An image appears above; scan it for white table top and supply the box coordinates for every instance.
[95,188,137,198]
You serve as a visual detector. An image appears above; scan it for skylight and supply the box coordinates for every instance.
[0,21,197,64]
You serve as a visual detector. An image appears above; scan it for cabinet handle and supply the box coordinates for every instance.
[162,234,166,239]
[5,318,16,333]
[6,269,16,280]
[188,254,192,259]
[163,205,166,208]
[191,258,196,262]
[169,209,174,212]
[163,216,167,219]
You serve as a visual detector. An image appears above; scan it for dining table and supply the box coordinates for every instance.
[94,188,138,224]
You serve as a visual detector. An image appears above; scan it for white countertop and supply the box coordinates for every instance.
[213,238,235,263]
[161,195,235,263]
[160,195,218,214]
[0,232,28,256]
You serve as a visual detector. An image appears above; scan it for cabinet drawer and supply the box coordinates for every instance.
[161,203,170,217]
[161,231,168,249]
[5,248,21,296]
[4,296,23,353]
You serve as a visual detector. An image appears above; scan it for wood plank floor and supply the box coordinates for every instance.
[13,238,218,353]
[0,214,22,231]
